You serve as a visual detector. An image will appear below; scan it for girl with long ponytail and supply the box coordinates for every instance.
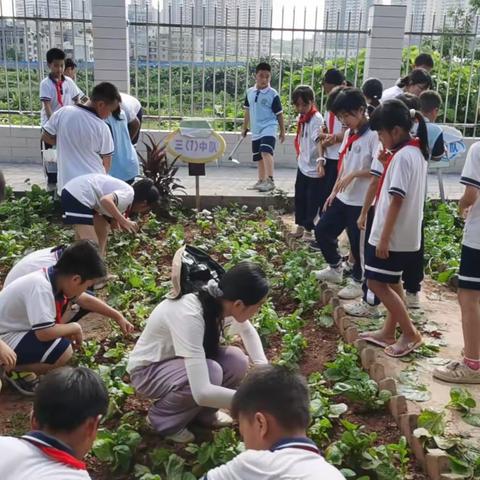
[358,99,429,358]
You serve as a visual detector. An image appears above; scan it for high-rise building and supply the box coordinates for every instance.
[161,0,272,59]
[323,0,371,59]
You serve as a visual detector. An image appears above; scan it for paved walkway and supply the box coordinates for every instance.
[0,162,464,200]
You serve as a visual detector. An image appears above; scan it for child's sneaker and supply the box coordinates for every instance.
[405,292,421,309]
[302,230,314,242]
[165,427,195,444]
[313,266,343,284]
[433,361,480,384]
[309,241,322,252]
[344,301,380,318]
[5,371,39,396]
[258,179,275,193]
[338,279,363,300]
[248,179,263,190]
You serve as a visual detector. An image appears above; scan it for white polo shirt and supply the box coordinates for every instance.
[39,75,81,126]
[4,247,63,287]
[43,105,114,194]
[460,141,480,250]
[336,128,379,207]
[323,111,344,160]
[0,435,91,480]
[63,174,134,217]
[297,112,324,178]
[0,270,56,350]
[203,438,345,480]
[381,85,403,102]
[369,145,427,251]
[120,92,142,122]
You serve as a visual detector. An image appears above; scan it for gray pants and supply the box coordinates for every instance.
[130,346,249,435]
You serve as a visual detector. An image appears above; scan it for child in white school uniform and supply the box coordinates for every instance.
[61,174,159,258]
[39,48,82,131]
[291,85,325,241]
[313,88,379,301]
[0,242,108,395]
[360,99,429,357]
[201,365,345,480]
[41,82,120,195]
[0,367,108,480]
[433,141,480,383]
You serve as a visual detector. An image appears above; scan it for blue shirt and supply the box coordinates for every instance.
[105,109,139,182]
[244,86,283,140]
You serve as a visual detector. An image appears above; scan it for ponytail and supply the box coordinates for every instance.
[370,99,430,160]
[197,261,269,359]
[411,110,429,160]
[397,68,432,90]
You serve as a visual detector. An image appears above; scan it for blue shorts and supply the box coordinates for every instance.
[252,136,276,162]
[459,244,480,290]
[61,189,95,225]
[364,243,418,284]
[14,330,71,365]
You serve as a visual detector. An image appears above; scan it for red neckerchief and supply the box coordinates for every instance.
[22,432,86,470]
[337,122,370,173]
[50,74,64,107]
[44,267,68,324]
[375,137,421,201]
[294,107,319,157]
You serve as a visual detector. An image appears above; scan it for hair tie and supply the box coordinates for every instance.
[409,108,416,119]
[206,279,224,298]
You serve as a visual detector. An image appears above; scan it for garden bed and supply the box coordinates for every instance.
[0,188,465,479]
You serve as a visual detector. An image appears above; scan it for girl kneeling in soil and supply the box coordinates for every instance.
[360,100,429,357]
[127,261,269,443]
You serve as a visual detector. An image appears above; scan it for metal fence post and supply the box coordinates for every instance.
[363,4,407,88]
[91,0,129,92]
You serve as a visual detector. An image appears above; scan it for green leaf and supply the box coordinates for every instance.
[397,384,431,402]
[462,412,480,427]
[92,438,114,462]
[417,409,446,436]
[329,403,349,418]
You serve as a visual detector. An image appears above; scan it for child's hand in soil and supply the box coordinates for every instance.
[119,217,138,234]
[116,315,135,336]
[0,340,16,370]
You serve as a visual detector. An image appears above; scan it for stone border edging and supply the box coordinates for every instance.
[274,211,453,480]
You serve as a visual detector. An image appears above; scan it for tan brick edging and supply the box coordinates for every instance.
[275,213,452,480]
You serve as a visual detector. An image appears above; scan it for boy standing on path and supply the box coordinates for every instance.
[242,62,286,193]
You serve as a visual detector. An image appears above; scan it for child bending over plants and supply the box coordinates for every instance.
[434,141,480,383]
[201,365,345,480]
[0,366,108,480]
[127,251,269,444]
[359,100,428,357]
[0,241,112,396]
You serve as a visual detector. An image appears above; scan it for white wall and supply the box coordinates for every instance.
[0,124,472,174]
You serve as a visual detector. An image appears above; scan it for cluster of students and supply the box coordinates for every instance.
[0,48,479,478]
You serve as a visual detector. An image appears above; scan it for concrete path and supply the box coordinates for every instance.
[0,162,465,200]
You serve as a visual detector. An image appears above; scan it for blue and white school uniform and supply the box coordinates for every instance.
[61,173,134,226]
[202,437,345,480]
[315,125,379,282]
[105,108,140,182]
[244,86,283,161]
[0,431,91,479]
[0,270,71,366]
[365,145,427,283]
[459,141,480,290]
